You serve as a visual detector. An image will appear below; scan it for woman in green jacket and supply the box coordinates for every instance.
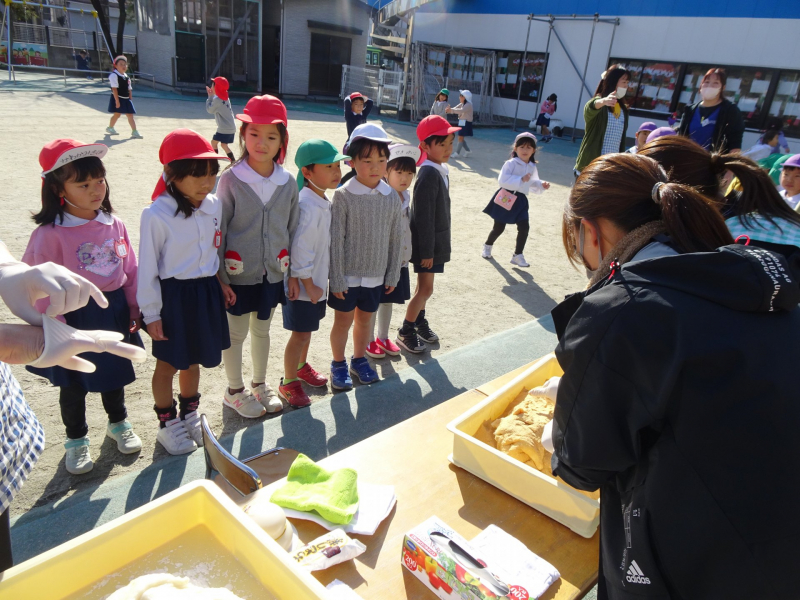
[574,65,630,177]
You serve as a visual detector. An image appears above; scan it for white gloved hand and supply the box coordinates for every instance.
[27,316,147,373]
[529,376,561,403]
[541,419,555,453]
[0,261,108,326]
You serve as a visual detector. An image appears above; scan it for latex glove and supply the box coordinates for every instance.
[541,420,555,453]
[0,261,107,326]
[27,316,147,373]
[528,376,561,404]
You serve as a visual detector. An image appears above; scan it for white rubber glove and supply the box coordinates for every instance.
[528,376,561,403]
[0,261,108,326]
[541,419,555,453]
[27,316,147,373]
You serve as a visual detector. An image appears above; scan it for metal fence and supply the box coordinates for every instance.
[98,34,137,55]
[340,65,405,109]
[3,23,47,44]
[48,27,94,50]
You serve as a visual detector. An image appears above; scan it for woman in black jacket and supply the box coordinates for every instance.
[549,152,800,599]
[677,67,744,153]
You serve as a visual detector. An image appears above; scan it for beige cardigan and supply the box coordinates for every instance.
[449,102,473,123]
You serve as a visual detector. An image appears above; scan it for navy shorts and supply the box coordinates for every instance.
[283,299,327,332]
[382,266,411,304]
[213,132,235,144]
[413,262,445,274]
[327,285,383,313]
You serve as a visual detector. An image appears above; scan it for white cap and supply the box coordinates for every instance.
[459,89,473,103]
[346,123,392,149]
[389,143,422,164]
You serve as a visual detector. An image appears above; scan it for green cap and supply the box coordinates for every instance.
[439,88,449,96]
[294,139,350,191]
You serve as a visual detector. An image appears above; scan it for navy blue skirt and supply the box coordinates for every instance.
[152,277,230,370]
[382,266,411,304]
[227,276,286,320]
[27,288,143,393]
[483,189,529,224]
[108,96,136,114]
[459,121,473,137]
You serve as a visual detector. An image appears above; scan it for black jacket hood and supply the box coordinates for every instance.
[615,244,800,314]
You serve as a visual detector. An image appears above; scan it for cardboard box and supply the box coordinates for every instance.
[401,516,531,600]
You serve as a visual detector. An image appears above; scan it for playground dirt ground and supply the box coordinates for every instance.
[0,90,586,518]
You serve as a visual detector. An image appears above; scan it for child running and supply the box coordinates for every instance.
[278,140,349,408]
[216,95,299,418]
[106,55,142,139]
[396,115,460,354]
[344,92,373,138]
[366,144,421,359]
[482,132,550,267]
[329,123,403,388]
[206,77,236,161]
[138,129,231,455]
[25,139,144,474]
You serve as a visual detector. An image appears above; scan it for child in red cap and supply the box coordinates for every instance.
[137,129,231,455]
[215,95,299,416]
[24,139,144,475]
[397,115,460,354]
[344,91,373,137]
[206,77,236,161]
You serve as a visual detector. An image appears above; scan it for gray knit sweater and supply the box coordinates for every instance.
[206,96,236,134]
[329,187,403,295]
[216,168,300,286]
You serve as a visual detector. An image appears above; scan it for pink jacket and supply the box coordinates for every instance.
[22,212,139,318]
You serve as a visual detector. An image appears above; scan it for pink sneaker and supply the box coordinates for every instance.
[297,362,328,388]
[365,341,386,359]
[376,337,401,356]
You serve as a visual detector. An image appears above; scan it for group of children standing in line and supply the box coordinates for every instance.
[27,90,546,472]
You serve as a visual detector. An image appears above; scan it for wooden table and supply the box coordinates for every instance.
[261,366,599,599]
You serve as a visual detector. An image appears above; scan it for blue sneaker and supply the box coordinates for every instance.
[350,357,379,384]
[330,360,353,391]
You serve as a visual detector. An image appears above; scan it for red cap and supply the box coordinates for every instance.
[151,129,229,200]
[212,77,229,101]
[39,139,108,176]
[235,95,289,164]
[416,115,460,143]
[349,92,365,101]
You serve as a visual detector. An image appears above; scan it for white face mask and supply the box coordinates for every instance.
[700,87,720,101]
[616,87,627,99]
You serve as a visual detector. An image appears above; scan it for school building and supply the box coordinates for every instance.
[136,0,372,96]
[406,0,800,149]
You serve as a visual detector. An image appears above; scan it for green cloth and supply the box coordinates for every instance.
[759,153,792,186]
[270,453,359,524]
[574,97,629,172]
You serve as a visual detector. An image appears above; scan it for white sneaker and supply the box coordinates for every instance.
[65,435,93,475]
[482,244,493,259]
[223,388,266,418]
[157,417,197,455]
[106,419,142,454]
[131,129,143,139]
[252,382,283,413]
[105,126,118,135]
[510,253,530,267]
[462,150,472,157]
[451,149,461,158]
[182,410,204,447]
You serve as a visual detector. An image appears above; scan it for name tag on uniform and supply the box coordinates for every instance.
[214,218,222,248]
[115,239,128,258]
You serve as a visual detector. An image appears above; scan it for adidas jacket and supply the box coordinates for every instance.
[550,244,800,600]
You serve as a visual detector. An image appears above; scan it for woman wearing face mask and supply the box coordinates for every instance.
[677,68,744,153]
[547,152,800,599]
[573,64,630,178]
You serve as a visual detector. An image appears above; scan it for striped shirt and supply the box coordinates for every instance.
[0,362,45,513]
[601,110,625,156]
[726,214,800,248]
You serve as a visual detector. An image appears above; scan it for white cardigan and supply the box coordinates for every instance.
[498,157,545,196]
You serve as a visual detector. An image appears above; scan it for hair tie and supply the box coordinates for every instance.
[652,182,666,204]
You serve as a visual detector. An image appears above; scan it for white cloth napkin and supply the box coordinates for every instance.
[470,525,560,600]
[326,579,363,599]
[282,482,395,535]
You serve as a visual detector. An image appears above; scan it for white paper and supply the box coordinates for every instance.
[778,80,800,97]
[657,87,674,100]
[726,77,742,93]
[680,90,693,104]
[282,483,396,536]
[498,57,508,69]
[684,74,694,86]
[785,102,800,117]
[737,97,758,112]
[770,100,784,117]
[506,73,518,85]
[750,79,770,94]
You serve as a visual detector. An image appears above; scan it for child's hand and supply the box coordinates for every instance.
[220,282,236,308]
[522,173,532,182]
[287,277,300,301]
[542,181,551,190]
[420,258,434,269]
[115,99,121,109]
[307,283,324,304]
[130,317,143,334]
[385,285,396,294]
[206,86,214,97]
[332,291,347,300]
[146,320,168,341]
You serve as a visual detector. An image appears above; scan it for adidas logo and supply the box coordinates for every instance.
[626,560,651,585]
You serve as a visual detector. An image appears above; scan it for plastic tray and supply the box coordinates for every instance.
[0,480,330,599]
[447,353,600,538]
